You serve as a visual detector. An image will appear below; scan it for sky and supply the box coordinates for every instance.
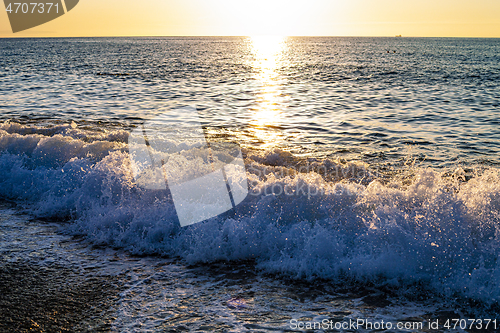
[1,0,500,37]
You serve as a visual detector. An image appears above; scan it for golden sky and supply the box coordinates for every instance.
[1,0,500,37]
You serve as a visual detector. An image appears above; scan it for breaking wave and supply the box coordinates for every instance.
[1,122,499,307]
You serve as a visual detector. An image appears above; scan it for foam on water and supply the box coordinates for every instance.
[1,122,499,308]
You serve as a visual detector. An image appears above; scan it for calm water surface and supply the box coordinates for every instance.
[1,37,499,169]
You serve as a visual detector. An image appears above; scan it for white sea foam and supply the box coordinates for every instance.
[1,123,499,306]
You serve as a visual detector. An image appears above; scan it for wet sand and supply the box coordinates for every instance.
[1,259,495,333]
[0,261,120,333]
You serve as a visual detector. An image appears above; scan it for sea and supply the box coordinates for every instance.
[0,37,499,332]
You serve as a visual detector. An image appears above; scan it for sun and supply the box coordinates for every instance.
[210,0,306,36]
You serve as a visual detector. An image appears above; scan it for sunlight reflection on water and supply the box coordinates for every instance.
[248,36,288,149]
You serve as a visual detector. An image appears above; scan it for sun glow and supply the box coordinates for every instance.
[218,0,306,36]
[2,0,500,37]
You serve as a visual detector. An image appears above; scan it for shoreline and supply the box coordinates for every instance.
[0,201,499,332]
[0,260,120,333]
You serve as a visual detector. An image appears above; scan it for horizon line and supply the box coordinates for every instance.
[1,35,500,39]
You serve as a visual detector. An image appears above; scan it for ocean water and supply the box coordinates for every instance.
[1,37,500,330]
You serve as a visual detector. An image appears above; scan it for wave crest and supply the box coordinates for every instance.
[1,122,499,306]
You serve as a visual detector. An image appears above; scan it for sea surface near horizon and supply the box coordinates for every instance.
[1,37,500,331]
[1,37,499,168]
